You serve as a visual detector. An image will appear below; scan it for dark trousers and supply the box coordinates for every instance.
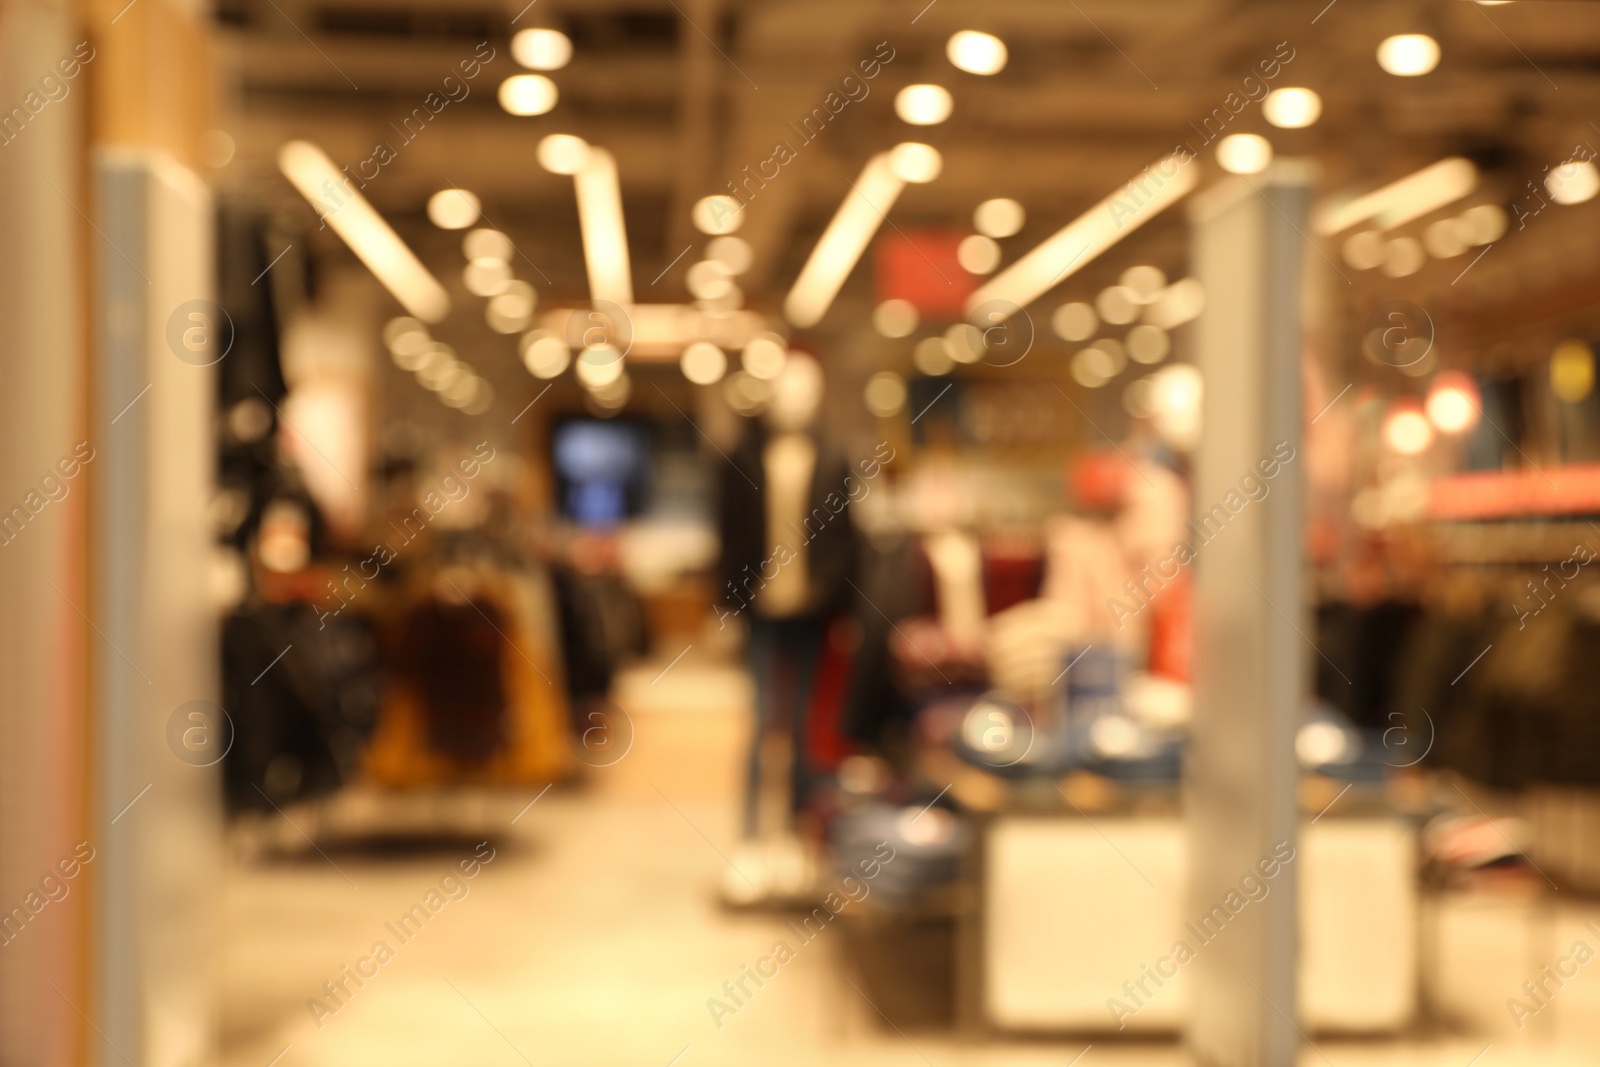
[743,614,826,838]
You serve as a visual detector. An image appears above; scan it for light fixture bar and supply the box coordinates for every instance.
[574,147,634,306]
[784,154,905,328]
[1312,157,1476,236]
[966,152,1198,318]
[277,140,450,322]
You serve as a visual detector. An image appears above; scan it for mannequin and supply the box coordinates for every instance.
[717,353,855,855]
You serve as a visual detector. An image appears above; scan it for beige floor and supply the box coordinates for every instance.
[220,659,1600,1067]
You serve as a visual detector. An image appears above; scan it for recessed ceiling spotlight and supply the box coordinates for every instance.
[680,341,728,386]
[1426,372,1480,433]
[864,372,908,417]
[520,331,571,379]
[1053,302,1097,342]
[1216,133,1273,175]
[1383,403,1434,454]
[499,74,558,116]
[512,28,573,71]
[947,30,1007,75]
[693,194,743,235]
[1377,34,1440,76]
[889,142,943,183]
[427,188,480,229]
[873,299,919,338]
[1342,230,1385,270]
[895,84,953,125]
[537,133,591,174]
[957,234,1001,274]
[914,336,954,375]
[1381,236,1425,278]
[1546,160,1600,205]
[1096,286,1140,325]
[1262,87,1322,129]
[974,198,1025,238]
[1120,265,1167,302]
[1423,218,1467,259]
[686,259,732,301]
[707,236,753,274]
[463,258,511,297]
[463,228,513,263]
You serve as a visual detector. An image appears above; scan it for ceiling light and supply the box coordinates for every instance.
[463,228,513,262]
[1342,230,1385,270]
[1551,340,1596,404]
[889,142,942,183]
[1216,133,1273,175]
[1096,286,1139,325]
[723,371,770,416]
[873,299,919,338]
[1127,324,1171,364]
[686,259,732,300]
[1455,203,1507,246]
[442,373,481,409]
[1547,160,1600,206]
[914,336,954,375]
[463,258,511,297]
[1383,403,1434,454]
[277,140,449,322]
[1143,278,1204,330]
[1314,157,1477,235]
[974,198,1025,238]
[968,152,1198,318]
[895,84,953,125]
[383,317,428,356]
[944,323,984,364]
[947,30,1007,75]
[537,133,591,175]
[520,331,571,379]
[512,28,572,71]
[1423,218,1467,259]
[1148,364,1203,451]
[707,236,752,275]
[576,346,624,388]
[864,372,908,417]
[696,282,743,312]
[1381,237,1425,278]
[957,234,1001,274]
[499,74,558,116]
[742,334,788,380]
[784,154,905,327]
[1426,372,1480,433]
[1263,87,1322,129]
[588,372,632,410]
[487,281,536,334]
[574,147,633,305]
[427,189,480,229]
[1053,302,1097,341]
[681,341,728,386]
[1071,346,1116,388]
[693,194,743,235]
[1120,265,1167,302]
[1378,34,1440,77]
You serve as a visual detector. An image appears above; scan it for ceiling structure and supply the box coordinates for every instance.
[214,0,1600,391]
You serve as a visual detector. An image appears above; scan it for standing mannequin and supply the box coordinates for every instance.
[718,354,855,853]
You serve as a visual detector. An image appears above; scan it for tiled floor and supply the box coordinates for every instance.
[219,661,1600,1067]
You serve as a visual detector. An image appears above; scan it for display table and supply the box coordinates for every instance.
[974,811,1417,1034]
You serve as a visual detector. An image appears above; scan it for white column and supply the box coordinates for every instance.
[1184,161,1315,1067]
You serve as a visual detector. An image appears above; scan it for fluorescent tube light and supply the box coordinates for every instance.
[784,153,905,328]
[278,140,450,323]
[966,152,1198,318]
[573,147,634,306]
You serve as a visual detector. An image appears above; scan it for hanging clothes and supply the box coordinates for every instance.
[364,564,573,787]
